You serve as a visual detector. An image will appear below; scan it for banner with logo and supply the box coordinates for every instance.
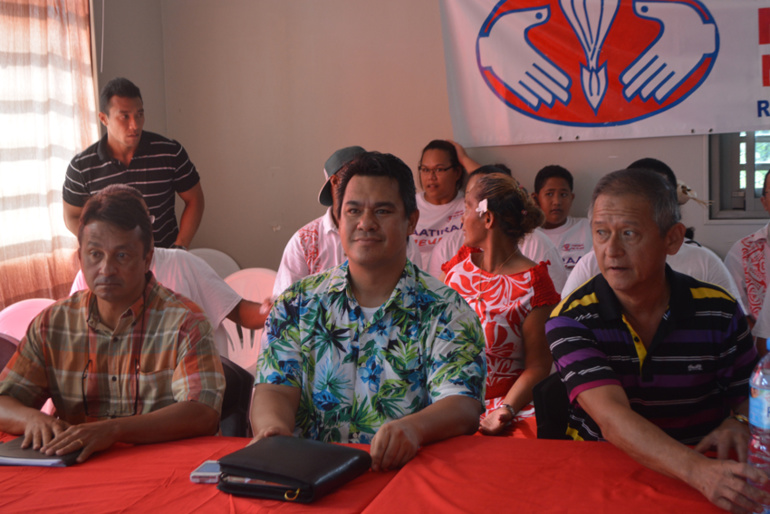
[440,0,770,146]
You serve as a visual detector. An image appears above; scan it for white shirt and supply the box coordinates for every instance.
[71,248,241,356]
[562,241,747,314]
[274,208,422,296]
[427,227,569,293]
[411,192,465,269]
[537,216,592,271]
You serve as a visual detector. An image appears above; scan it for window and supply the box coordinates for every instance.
[0,0,98,308]
[710,131,770,219]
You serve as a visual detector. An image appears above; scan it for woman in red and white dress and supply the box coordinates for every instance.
[444,169,560,435]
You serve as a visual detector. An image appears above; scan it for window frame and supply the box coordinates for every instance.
[709,132,770,219]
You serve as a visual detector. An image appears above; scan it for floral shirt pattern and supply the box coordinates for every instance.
[444,248,560,419]
[256,260,486,444]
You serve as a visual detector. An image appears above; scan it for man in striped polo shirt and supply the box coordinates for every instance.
[547,168,768,512]
[63,77,204,249]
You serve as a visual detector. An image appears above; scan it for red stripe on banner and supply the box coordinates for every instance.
[764,55,770,87]
[760,8,770,44]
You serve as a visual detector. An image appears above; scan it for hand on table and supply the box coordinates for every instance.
[40,420,118,463]
[21,411,70,451]
[688,458,770,514]
[370,419,421,471]
[248,425,292,446]
[694,418,750,462]
[479,407,513,436]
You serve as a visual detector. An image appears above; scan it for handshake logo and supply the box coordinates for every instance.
[477,0,718,127]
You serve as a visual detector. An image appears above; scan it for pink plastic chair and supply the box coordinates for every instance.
[0,298,56,341]
[0,302,57,415]
[0,333,19,369]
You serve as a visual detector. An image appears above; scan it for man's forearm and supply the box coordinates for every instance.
[0,395,47,434]
[249,384,300,439]
[62,202,83,236]
[106,400,219,444]
[175,184,204,248]
[580,386,714,483]
[402,395,482,446]
[226,300,268,330]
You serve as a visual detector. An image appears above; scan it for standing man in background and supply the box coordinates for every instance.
[63,77,204,249]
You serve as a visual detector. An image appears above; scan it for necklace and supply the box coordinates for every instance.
[476,250,518,301]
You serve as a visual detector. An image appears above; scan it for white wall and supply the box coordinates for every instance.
[91,0,167,135]
[97,0,766,268]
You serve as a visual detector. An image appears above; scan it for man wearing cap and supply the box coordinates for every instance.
[273,146,421,296]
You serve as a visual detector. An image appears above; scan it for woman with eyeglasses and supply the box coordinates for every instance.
[443,171,560,436]
[411,140,477,269]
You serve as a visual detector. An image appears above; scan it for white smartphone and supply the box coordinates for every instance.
[190,460,221,484]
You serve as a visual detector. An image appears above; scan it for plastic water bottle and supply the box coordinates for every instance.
[749,352,770,513]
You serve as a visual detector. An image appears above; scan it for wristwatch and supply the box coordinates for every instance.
[498,403,516,418]
[731,413,749,426]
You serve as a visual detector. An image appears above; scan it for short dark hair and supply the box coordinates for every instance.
[534,165,573,193]
[590,168,680,235]
[419,140,466,192]
[100,77,142,114]
[627,158,677,189]
[335,151,417,220]
[78,184,153,255]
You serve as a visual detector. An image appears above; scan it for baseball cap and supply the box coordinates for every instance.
[318,146,366,206]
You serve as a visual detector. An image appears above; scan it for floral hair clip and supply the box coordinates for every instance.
[475,198,488,216]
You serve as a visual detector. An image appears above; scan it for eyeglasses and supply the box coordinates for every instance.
[81,358,139,418]
[418,165,455,175]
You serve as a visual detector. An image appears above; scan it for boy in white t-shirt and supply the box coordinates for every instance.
[532,165,591,272]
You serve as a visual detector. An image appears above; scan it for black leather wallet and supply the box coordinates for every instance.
[216,436,372,503]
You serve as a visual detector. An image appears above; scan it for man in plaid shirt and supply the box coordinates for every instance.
[0,185,224,462]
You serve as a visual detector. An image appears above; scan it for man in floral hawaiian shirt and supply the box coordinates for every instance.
[250,151,486,471]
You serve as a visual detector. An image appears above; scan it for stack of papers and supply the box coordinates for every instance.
[0,437,81,467]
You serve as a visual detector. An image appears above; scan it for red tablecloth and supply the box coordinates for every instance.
[363,435,723,514]
[0,418,721,513]
[0,436,396,513]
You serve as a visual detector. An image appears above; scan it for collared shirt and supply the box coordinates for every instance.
[257,260,486,444]
[273,208,423,296]
[70,248,241,356]
[547,266,757,444]
[564,242,747,315]
[0,275,225,424]
[62,131,200,247]
[273,209,345,297]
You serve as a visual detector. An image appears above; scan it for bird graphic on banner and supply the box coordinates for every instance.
[560,0,619,113]
[478,6,571,110]
[620,0,717,103]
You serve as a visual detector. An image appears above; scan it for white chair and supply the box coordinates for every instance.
[189,248,240,279]
[0,298,56,340]
[222,268,277,374]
